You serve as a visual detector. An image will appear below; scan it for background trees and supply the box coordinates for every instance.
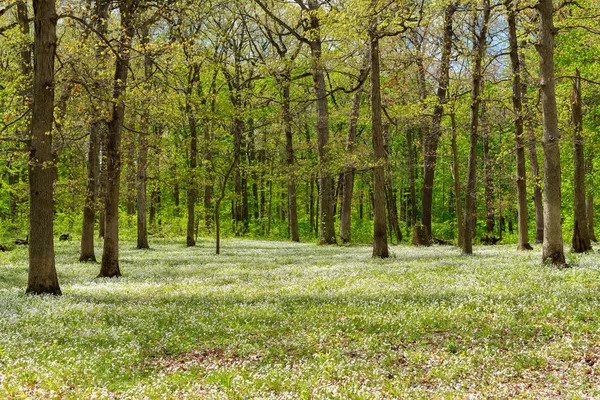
[2,0,600,289]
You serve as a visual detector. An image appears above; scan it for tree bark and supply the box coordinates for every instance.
[282,75,300,242]
[80,0,108,260]
[481,100,494,235]
[450,112,463,247]
[186,64,200,247]
[369,29,389,258]
[586,156,596,242]
[80,120,102,261]
[422,2,457,239]
[384,125,401,243]
[462,0,491,255]
[11,1,31,221]
[521,51,544,244]
[571,70,591,253]
[307,0,335,245]
[27,0,61,295]
[537,0,566,266]
[340,52,369,243]
[506,0,532,250]
[99,0,138,278]
[136,32,152,250]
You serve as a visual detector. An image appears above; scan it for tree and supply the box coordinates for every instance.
[421,1,457,240]
[537,0,565,266]
[137,27,152,250]
[27,0,61,295]
[506,0,532,250]
[369,15,388,258]
[80,0,110,262]
[571,70,591,253]
[99,0,140,278]
[339,51,369,243]
[462,0,491,255]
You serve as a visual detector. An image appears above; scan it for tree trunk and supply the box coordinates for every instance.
[506,0,532,250]
[307,1,335,245]
[537,0,566,266]
[384,125,401,243]
[282,76,300,242]
[80,121,101,261]
[370,30,389,258]
[80,0,109,260]
[450,112,463,247]
[407,128,417,227]
[462,0,490,255]
[136,28,152,250]
[186,64,200,247]
[521,50,544,244]
[571,70,591,253]
[27,0,61,295]
[481,100,495,235]
[99,0,137,278]
[422,2,457,239]
[340,53,369,243]
[12,1,31,221]
[586,156,596,242]
[232,118,245,235]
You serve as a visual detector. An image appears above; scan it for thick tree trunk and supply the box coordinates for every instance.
[506,0,532,250]
[340,53,369,243]
[422,2,457,239]
[370,31,389,258]
[571,70,591,253]
[462,0,490,255]
[450,112,463,247]
[27,0,61,295]
[537,0,566,266]
[99,0,137,278]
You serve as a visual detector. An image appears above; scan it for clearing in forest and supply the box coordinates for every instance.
[1,239,600,398]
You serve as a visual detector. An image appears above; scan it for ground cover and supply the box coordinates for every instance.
[1,239,600,398]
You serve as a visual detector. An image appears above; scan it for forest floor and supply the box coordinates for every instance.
[1,239,600,399]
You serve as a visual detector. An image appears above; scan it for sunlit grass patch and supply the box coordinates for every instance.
[1,239,600,398]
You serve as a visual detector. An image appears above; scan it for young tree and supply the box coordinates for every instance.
[27,0,61,295]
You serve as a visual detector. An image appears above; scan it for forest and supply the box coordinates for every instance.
[1,0,600,397]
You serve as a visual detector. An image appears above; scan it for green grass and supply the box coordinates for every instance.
[1,238,600,398]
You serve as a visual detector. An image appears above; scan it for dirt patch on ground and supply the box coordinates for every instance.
[147,348,261,374]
